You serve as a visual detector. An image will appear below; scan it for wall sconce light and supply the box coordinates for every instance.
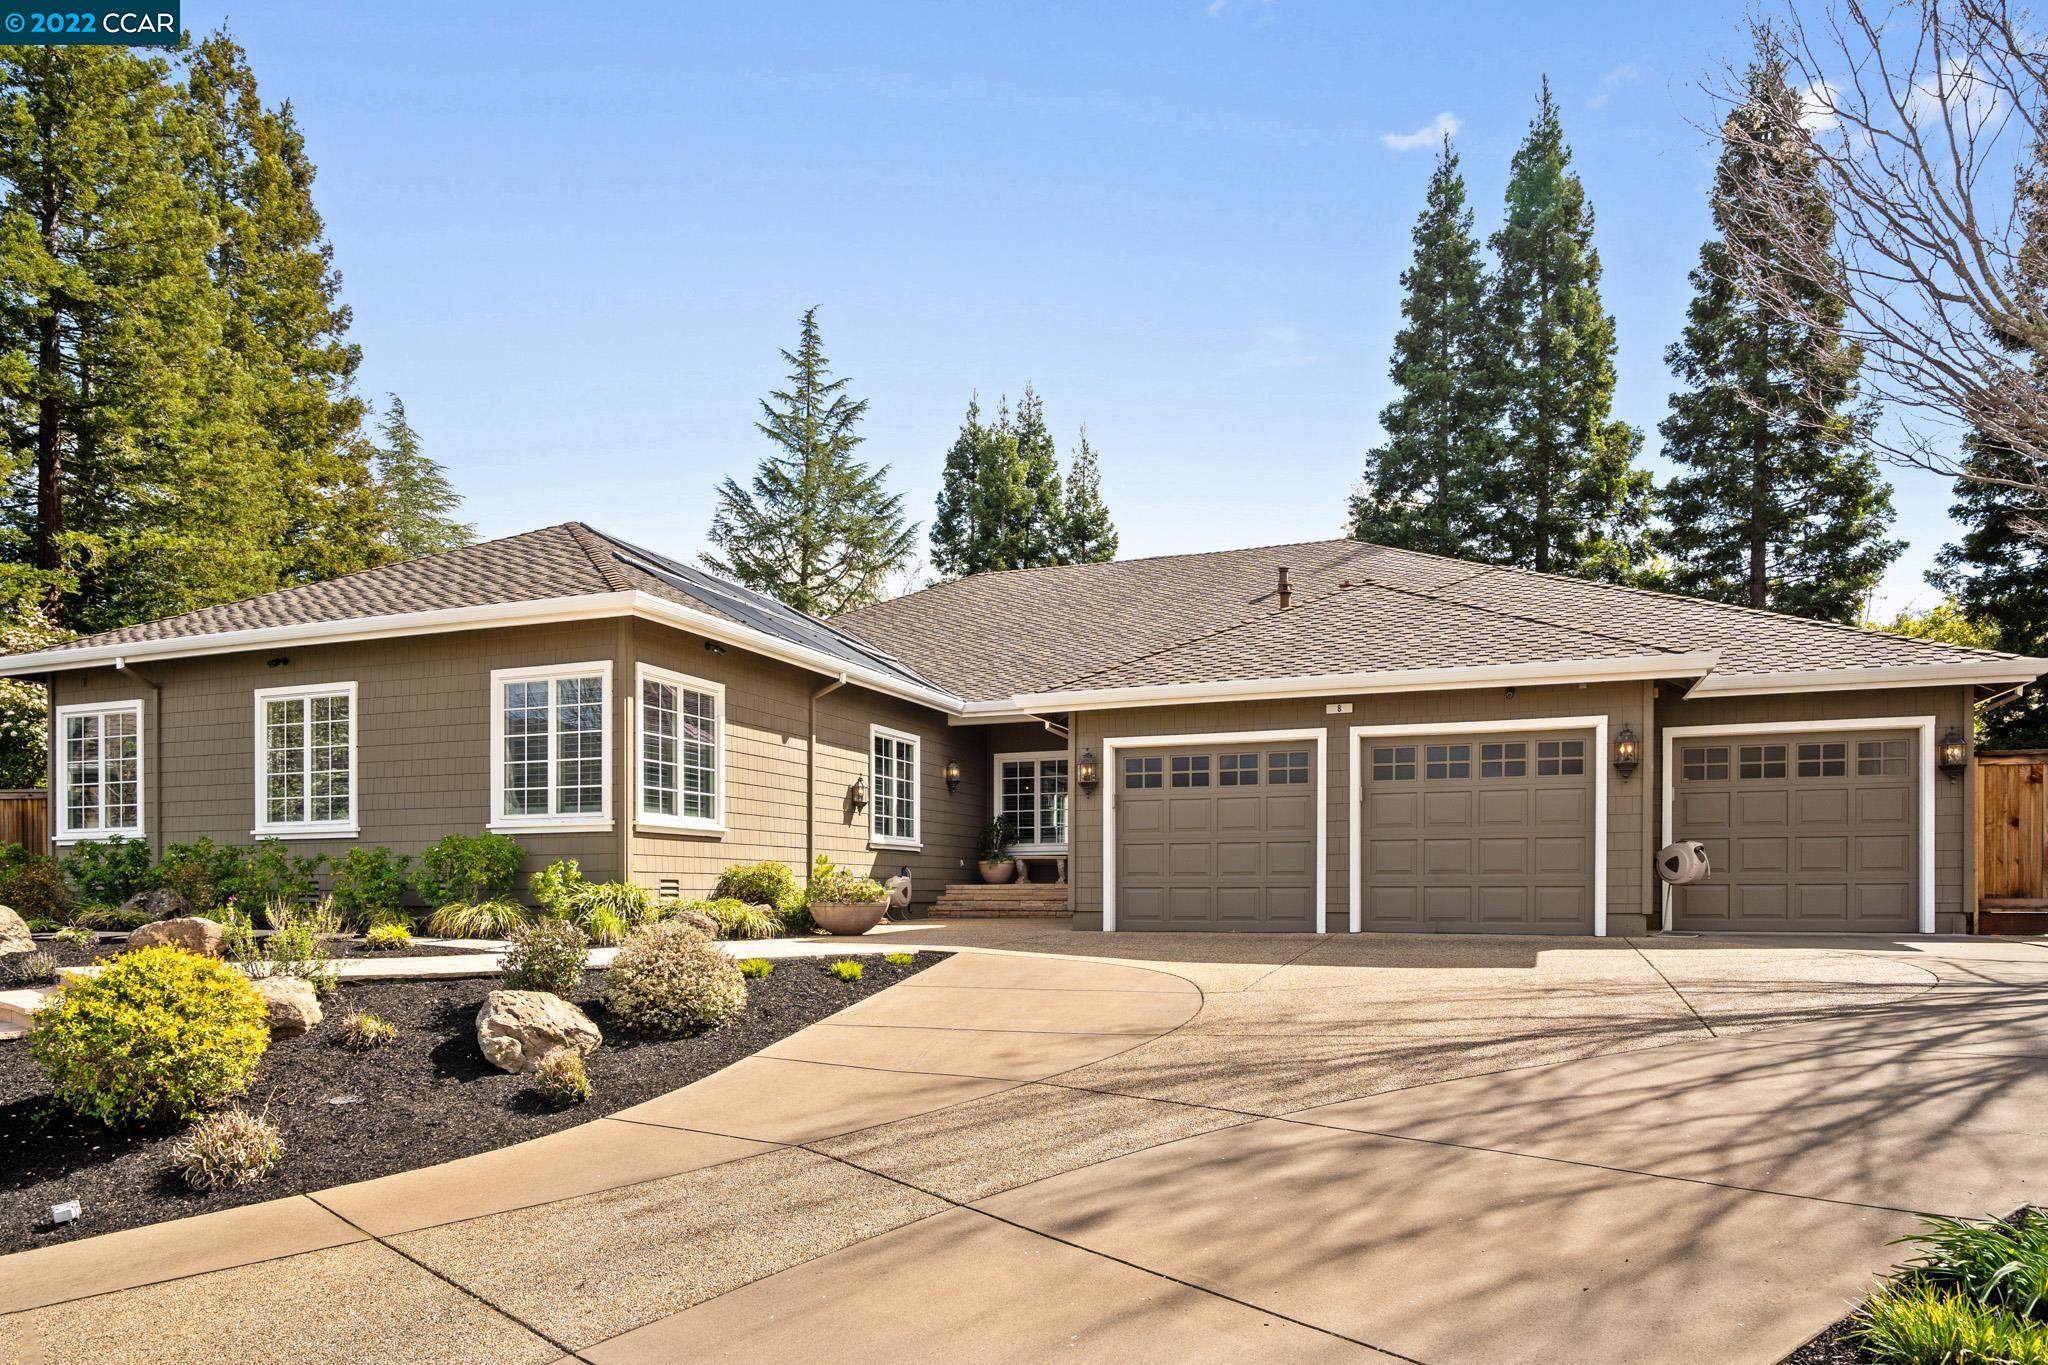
[1612,725,1640,783]
[1077,748,1100,796]
[1938,727,1969,782]
[944,758,961,793]
[849,775,868,812]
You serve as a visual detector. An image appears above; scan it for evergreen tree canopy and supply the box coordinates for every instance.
[1659,57,1899,623]
[1351,137,1496,556]
[1486,80,1653,581]
[930,385,1115,576]
[1933,434,2048,746]
[373,395,473,560]
[704,308,915,615]
[1061,426,1117,564]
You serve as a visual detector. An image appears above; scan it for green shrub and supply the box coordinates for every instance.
[337,1010,397,1050]
[0,949,57,985]
[237,840,322,909]
[529,860,653,945]
[171,1106,284,1190]
[529,858,587,915]
[60,836,152,905]
[532,1047,591,1107]
[53,922,94,948]
[883,952,915,968]
[1893,1212,2048,1319]
[502,918,588,996]
[425,900,530,939]
[737,957,773,979]
[150,838,249,914]
[661,901,717,938]
[695,897,780,941]
[363,921,412,951]
[218,906,259,964]
[1856,1280,2048,1364]
[247,915,339,995]
[713,861,800,913]
[605,920,748,1034]
[29,946,269,1126]
[802,855,887,910]
[826,958,864,982]
[417,833,524,905]
[328,847,411,928]
[0,847,70,922]
[72,904,151,932]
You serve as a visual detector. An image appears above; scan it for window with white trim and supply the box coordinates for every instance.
[491,662,611,827]
[638,665,722,830]
[998,754,1068,848]
[57,701,142,840]
[255,683,356,834]
[870,725,920,847]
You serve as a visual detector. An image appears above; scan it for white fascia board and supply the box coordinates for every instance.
[1012,653,1720,713]
[1683,659,2048,699]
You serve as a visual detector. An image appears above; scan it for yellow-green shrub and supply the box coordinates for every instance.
[605,920,747,1033]
[29,946,269,1126]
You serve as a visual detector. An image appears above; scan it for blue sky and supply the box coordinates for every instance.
[184,0,1960,614]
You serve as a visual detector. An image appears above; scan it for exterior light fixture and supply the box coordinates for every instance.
[849,775,868,812]
[1938,728,1969,782]
[1077,748,1100,796]
[944,758,961,793]
[1612,725,1640,783]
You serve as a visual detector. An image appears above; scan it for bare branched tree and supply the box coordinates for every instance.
[1720,1,2048,534]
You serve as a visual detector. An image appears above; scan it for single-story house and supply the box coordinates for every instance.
[2,522,2040,935]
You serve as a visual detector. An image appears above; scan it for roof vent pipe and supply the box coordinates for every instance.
[1277,566,1292,610]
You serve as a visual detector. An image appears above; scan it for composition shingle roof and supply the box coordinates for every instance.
[15,526,2037,705]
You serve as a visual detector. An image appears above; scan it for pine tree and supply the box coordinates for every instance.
[1009,385,1065,566]
[373,395,473,559]
[930,395,1014,578]
[1932,430,2048,744]
[1061,426,1117,563]
[704,308,915,615]
[1351,138,1496,556]
[1659,58,1899,623]
[1486,80,1653,581]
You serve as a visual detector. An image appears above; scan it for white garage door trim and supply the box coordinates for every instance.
[1350,716,1610,936]
[1659,715,1936,935]
[1102,727,1328,933]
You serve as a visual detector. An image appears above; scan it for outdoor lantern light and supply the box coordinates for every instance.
[945,757,962,793]
[849,775,868,812]
[1077,748,1100,796]
[1938,728,1969,782]
[1612,725,1640,783]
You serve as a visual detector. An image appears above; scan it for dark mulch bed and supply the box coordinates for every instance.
[30,936,493,967]
[0,950,941,1253]
[1783,1318,1864,1364]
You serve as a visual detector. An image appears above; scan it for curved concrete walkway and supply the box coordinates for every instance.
[5,928,2046,1364]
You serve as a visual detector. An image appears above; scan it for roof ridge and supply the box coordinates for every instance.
[564,522,635,593]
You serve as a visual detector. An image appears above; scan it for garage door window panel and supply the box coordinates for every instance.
[1480,742,1527,778]
[1219,753,1260,785]
[1269,751,1310,784]
[1371,746,1416,781]
[1124,756,1162,789]
[1682,746,1729,781]
[1858,740,1909,776]
[1739,744,1788,779]
[1537,739,1585,776]
[1425,744,1470,779]
[1797,742,1846,778]
[1171,755,1211,788]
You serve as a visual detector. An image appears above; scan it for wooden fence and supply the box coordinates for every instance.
[1976,751,2048,932]
[0,789,48,855]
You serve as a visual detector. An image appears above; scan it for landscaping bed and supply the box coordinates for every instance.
[31,936,496,968]
[0,950,942,1254]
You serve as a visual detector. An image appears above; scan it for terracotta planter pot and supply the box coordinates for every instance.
[809,898,888,936]
[978,859,1017,884]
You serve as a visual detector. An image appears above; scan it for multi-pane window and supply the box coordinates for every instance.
[1480,741,1527,778]
[1171,754,1212,788]
[1371,746,1416,781]
[1425,743,1470,780]
[1797,741,1847,778]
[639,667,720,828]
[1124,756,1162,789]
[255,684,355,833]
[1858,739,1910,776]
[1738,743,1788,780]
[1536,739,1585,776]
[57,702,142,839]
[1218,753,1260,786]
[492,664,610,825]
[871,726,919,846]
[1682,746,1730,781]
[1268,751,1311,785]
[999,755,1068,847]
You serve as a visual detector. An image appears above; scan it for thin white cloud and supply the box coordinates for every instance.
[1380,111,1462,152]
[1206,0,1228,14]
[1799,79,1840,131]
[1588,63,1642,109]
[1236,324,1316,371]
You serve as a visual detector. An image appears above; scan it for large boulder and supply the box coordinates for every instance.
[122,887,190,922]
[252,976,322,1038]
[127,916,224,957]
[476,989,601,1073]
[0,904,32,958]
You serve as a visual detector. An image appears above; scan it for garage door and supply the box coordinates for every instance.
[1671,730,1916,932]
[1115,744,1317,931]
[1359,731,1596,934]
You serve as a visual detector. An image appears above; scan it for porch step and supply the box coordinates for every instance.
[933,883,1072,919]
[0,984,58,1037]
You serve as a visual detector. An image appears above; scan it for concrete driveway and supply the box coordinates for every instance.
[6,926,2046,1364]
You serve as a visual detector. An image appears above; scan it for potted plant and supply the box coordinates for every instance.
[803,856,891,936]
[977,818,1017,884]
